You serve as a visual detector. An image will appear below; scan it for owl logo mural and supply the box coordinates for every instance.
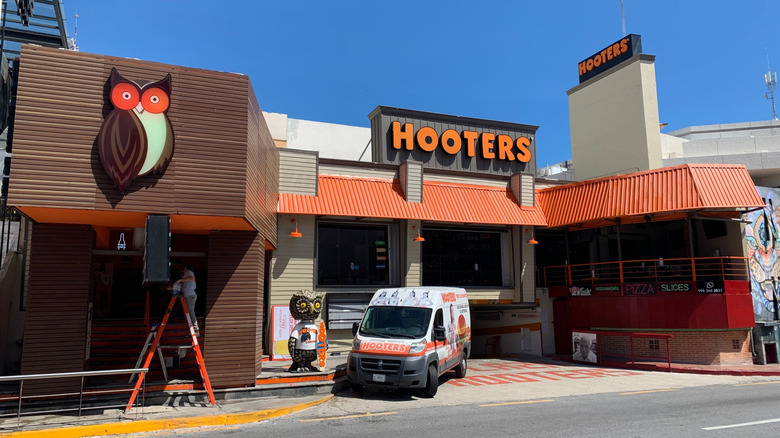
[98,67,174,193]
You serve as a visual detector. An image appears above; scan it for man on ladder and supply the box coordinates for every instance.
[175,264,199,336]
[126,265,215,412]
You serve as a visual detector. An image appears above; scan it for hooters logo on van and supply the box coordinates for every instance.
[360,341,411,355]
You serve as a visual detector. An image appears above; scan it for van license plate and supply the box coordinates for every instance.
[373,374,385,382]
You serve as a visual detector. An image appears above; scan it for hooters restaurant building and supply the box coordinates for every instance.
[4,46,278,390]
[0,39,768,393]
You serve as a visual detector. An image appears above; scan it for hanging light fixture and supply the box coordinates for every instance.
[289,219,302,238]
[526,229,538,245]
[412,225,425,242]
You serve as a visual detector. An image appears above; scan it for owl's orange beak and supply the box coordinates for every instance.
[135,102,144,113]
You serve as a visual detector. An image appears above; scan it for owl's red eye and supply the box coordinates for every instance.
[141,87,169,114]
[110,83,139,110]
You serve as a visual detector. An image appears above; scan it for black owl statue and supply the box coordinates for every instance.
[288,289,324,372]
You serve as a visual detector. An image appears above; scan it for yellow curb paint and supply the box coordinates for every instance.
[734,380,780,386]
[299,411,397,423]
[620,389,678,396]
[0,394,333,438]
[480,399,554,407]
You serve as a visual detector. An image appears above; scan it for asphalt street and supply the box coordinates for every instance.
[114,357,780,438]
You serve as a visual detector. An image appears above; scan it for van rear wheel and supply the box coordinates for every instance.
[454,354,467,378]
[421,364,438,398]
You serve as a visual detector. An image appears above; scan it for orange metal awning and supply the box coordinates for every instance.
[536,163,764,229]
[278,174,547,226]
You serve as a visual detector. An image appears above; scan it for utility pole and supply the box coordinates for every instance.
[620,0,626,37]
[764,55,778,120]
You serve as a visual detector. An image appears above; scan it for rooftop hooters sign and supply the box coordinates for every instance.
[578,34,642,83]
[368,106,537,176]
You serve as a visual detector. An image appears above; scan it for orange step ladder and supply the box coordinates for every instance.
[126,294,216,412]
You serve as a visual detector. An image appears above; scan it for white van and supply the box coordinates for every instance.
[347,287,471,397]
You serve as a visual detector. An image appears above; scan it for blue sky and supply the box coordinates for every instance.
[61,1,780,167]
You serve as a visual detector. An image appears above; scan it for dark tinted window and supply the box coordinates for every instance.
[422,229,502,286]
[318,224,389,286]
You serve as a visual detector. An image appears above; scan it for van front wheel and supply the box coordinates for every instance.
[454,355,467,378]
[421,364,438,398]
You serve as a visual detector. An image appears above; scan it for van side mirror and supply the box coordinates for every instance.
[352,322,359,336]
[433,326,446,342]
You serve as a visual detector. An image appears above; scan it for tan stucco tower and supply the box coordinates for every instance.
[567,35,662,181]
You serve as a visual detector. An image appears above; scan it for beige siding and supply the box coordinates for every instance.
[270,214,315,307]
[319,163,396,179]
[425,173,508,188]
[521,173,535,206]
[520,226,536,303]
[405,220,422,286]
[279,149,318,195]
[465,289,516,301]
[404,161,423,203]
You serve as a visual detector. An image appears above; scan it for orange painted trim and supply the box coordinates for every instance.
[256,372,337,385]
[16,207,256,232]
[143,383,199,392]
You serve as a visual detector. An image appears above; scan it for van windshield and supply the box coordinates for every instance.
[359,306,433,339]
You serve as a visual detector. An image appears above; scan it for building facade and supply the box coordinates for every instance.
[4,46,278,389]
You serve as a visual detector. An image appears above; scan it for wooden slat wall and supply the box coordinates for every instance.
[279,149,318,196]
[21,224,93,394]
[245,84,279,247]
[9,45,276,229]
[205,231,263,388]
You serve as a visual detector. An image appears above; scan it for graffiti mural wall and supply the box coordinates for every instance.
[747,187,780,321]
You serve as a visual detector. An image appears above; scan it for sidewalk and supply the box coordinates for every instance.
[0,356,350,438]
[3,353,780,438]
[546,353,780,376]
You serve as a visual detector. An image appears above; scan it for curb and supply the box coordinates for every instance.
[0,395,334,438]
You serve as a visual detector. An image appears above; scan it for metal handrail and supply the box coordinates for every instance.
[537,256,750,288]
[0,367,149,429]
[578,330,674,371]
[0,368,147,382]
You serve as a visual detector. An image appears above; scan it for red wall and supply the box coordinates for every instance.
[549,280,754,330]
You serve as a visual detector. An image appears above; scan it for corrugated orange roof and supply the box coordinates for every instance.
[278,174,547,226]
[536,163,764,229]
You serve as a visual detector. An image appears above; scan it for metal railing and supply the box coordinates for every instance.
[0,367,148,429]
[537,256,750,288]
[579,330,674,371]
